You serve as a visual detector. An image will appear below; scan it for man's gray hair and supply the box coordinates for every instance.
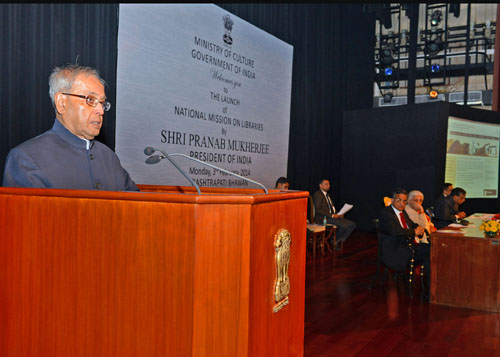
[408,190,424,200]
[48,64,107,107]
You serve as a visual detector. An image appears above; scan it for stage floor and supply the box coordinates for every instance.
[304,231,500,356]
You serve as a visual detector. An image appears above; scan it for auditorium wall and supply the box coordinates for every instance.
[342,102,500,231]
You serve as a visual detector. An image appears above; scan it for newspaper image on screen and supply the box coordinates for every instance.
[445,116,499,198]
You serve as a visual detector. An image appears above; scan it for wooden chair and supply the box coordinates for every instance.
[306,196,337,258]
[306,224,327,259]
[312,196,338,249]
[325,224,337,251]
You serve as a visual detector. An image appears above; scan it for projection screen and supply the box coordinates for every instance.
[445,116,499,198]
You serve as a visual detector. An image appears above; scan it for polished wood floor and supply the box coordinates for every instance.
[303,231,500,356]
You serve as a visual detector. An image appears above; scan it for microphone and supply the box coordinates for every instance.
[145,155,163,165]
[144,146,268,194]
[144,147,201,194]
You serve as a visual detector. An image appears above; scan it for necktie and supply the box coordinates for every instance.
[400,212,408,229]
[326,194,334,214]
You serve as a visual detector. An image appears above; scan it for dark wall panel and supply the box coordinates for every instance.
[342,102,450,231]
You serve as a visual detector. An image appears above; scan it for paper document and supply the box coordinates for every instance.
[337,203,353,216]
[437,229,464,234]
[416,236,429,244]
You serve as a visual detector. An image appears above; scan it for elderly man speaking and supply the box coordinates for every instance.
[3,64,138,191]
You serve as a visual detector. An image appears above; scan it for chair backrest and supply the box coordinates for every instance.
[372,218,383,257]
[373,218,380,238]
[307,195,317,224]
[307,196,313,224]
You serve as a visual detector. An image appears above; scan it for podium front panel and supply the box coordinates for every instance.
[0,186,308,356]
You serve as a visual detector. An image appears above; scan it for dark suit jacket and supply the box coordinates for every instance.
[312,190,333,224]
[433,196,458,229]
[378,205,419,272]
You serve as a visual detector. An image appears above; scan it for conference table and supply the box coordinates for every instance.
[430,213,500,312]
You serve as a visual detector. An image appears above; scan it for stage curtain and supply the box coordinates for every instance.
[0,4,119,182]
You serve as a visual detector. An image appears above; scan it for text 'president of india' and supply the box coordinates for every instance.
[2,65,138,191]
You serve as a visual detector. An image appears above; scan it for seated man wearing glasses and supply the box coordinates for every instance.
[378,188,430,297]
[3,64,138,191]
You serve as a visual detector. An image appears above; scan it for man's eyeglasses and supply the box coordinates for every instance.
[63,93,111,112]
[394,198,408,203]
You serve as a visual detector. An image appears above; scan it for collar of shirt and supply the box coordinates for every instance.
[51,119,94,151]
[391,204,405,227]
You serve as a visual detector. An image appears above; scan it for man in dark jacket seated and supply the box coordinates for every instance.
[433,187,467,229]
[378,188,430,296]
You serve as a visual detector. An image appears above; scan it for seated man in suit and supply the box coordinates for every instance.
[441,183,453,198]
[378,188,430,294]
[312,179,355,249]
[433,182,453,207]
[433,187,467,229]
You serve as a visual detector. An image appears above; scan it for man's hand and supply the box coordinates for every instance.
[332,214,344,219]
[457,211,467,220]
[415,226,425,236]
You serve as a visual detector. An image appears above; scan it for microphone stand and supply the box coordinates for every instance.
[161,152,202,195]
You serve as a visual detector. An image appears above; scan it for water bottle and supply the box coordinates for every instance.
[323,216,327,226]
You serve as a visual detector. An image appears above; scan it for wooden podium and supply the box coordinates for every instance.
[0,185,308,356]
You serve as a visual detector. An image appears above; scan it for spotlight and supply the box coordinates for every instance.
[383,92,393,103]
[431,64,440,73]
[400,30,407,46]
[430,10,442,26]
[485,20,492,38]
[381,46,395,66]
[384,67,393,76]
[429,90,439,99]
[426,36,444,58]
